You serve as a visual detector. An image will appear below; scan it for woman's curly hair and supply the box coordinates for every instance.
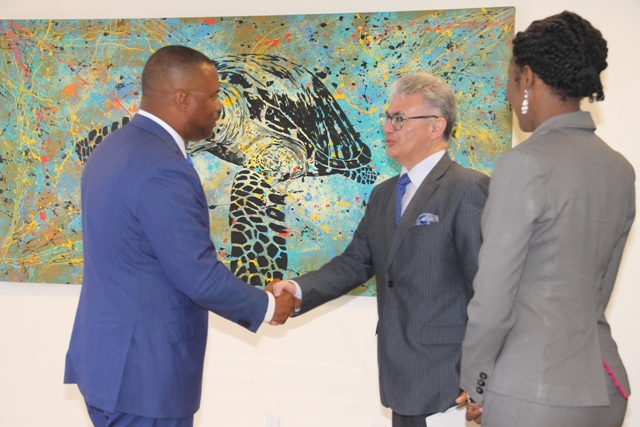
[512,11,608,102]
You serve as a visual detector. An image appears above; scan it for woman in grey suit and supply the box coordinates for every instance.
[458,11,634,427]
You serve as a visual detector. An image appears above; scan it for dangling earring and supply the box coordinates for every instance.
[521,89,530,115]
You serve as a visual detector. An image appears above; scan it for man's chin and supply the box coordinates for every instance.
[191,128,215,142]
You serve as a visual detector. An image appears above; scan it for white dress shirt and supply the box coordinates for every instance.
[399,149,446,215]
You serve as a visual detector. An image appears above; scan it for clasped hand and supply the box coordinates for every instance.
[456,391,483,424]
[266,279,300,325]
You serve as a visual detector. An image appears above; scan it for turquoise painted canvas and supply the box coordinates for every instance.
[0,8,514,295]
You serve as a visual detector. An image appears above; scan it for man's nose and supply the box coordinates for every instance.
[383,120,395,133]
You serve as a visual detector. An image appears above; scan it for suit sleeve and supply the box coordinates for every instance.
[453,172,490,298]
[597,171,635,396]
[137,159,268,332]
[460,150,546,403]
[599,186,635,312]
[294,188,380,313]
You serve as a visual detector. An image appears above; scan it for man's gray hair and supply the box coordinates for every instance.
[390,72,457,140]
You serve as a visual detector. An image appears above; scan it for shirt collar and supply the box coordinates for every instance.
[401,149,446,188]
[137,109,187,158]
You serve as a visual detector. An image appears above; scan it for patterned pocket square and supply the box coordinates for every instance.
[416,213,439,225]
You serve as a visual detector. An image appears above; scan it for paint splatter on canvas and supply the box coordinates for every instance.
[0,8,514,295]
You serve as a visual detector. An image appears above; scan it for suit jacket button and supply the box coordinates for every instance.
[477,380,485,386]
[387,281,394,288]
[476,387,484,394]
[479,372,488,380]
[238,320,251,329]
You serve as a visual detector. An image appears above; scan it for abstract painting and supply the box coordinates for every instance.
[0,7,514,295]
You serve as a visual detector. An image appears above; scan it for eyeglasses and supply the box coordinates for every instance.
[380,113,440,131]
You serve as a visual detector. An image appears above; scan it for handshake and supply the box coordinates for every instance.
[266,279,300,325]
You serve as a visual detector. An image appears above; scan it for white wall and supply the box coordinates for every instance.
[1,1,638,426]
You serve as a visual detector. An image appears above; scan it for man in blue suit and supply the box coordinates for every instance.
[64,46,299,427]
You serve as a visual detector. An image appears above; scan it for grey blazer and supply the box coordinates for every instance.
[295,153,489,415]
[461,111,635,407]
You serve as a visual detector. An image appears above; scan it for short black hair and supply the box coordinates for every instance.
[141,45,214,95]
[512,11,608,102]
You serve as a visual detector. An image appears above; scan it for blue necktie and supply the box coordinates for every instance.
[395,173,411,226]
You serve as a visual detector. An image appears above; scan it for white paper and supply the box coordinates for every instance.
[425,404,471,427]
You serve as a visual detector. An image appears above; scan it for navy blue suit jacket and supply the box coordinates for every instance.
[64,114,268,418]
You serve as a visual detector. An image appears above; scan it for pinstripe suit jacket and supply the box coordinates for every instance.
[295,153,489,415]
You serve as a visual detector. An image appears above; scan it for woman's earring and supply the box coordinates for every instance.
[521,89,530,115]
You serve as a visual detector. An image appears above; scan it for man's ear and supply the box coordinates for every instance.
[173,89,190,113]
[431,117,446,139]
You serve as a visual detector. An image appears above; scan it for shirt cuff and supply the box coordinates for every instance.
[263,291,276,322]
[287,280,303,314]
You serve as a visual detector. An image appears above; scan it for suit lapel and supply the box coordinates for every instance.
[385,154,453,270]
[385,178,399,246]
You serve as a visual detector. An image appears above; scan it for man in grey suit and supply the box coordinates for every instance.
[270,72,489,426]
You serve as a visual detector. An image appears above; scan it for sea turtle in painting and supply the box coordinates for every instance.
[74,53,378,287]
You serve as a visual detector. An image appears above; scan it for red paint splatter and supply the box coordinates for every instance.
[112,93,132,116]
[7,36,30,78]
[40,212,46,221]
[278,230,290,238]
[204,19,215,25]
[7,22,87,85]
[41,150,49,186]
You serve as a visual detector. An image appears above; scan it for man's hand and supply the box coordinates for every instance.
[265,278,297,297]
[267,279,301,325]
[456,391,483,424]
